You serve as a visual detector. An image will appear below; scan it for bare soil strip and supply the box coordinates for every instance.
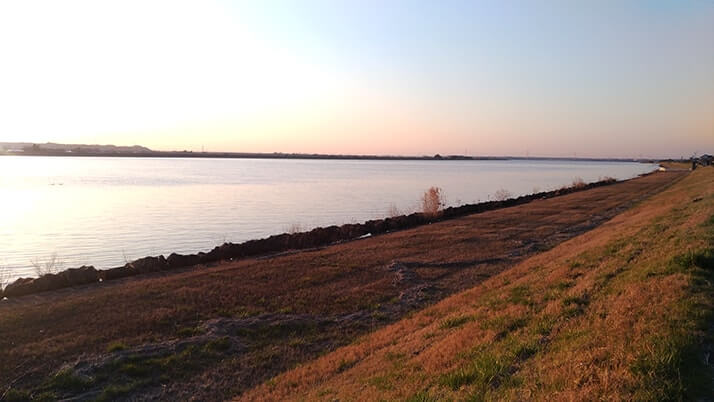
[0,171,685,401]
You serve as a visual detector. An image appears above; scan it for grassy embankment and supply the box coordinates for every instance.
[241,166,714,401]
[0,169,688,400]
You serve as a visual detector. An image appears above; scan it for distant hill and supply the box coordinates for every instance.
[0,142,152,154]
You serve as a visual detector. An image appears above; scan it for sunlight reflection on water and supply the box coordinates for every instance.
[0,156,656,280]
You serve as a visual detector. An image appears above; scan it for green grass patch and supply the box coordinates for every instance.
[27,336,235,400]
[204,336,231,353]
[46,368,93,393]
[441,334,541,394]
[177,326,203,338]
[7,366,95,400]
[531,315,556,337]
[106,341,128,353]
[596,267,625,285]
[440,315,474,330]
[368,375,394,391]
[480,315,528,337]
[95,381,146,402]
[507,285,533,306]
[235,320,318,343]
[630,333,692,400]
[406,391,438,402]
[277,306,294,314]
[630,244,714,400]
[316,388,335,397]
[337,358,357,373]
[385,351,406,362]
[562,295,589,307]
[3,389,31,402]
[553,281,574,291]
[561,294,589,319]
[604,239,628,256]
[235,306,261,318]
[33,391,57,402]
[119,362,151,378]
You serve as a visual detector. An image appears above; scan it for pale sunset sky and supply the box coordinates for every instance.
[0,1,712,158]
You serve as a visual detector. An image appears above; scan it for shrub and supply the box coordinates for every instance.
[421,187,443,218]
[285,223,304,234]
[600,176,617,183]
[386,203,402,218]
[30,253,63,277]
[494,189,513,201]
[571,177,586,189]
[0,264,9,291]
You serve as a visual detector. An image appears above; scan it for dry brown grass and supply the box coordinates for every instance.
[421,186,443,217]
[660,161,692,170]
[0,170,687,400]
[238,167,713,401]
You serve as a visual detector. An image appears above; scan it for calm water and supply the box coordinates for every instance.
[0,156,656,281]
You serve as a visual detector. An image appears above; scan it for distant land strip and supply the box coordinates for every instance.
[0,142,657,162]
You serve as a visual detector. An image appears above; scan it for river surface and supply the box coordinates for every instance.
[0,156,656,281]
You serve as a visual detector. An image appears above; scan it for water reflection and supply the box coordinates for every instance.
[0,156,656,280]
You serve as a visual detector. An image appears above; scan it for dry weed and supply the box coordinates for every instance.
[0,264,10,291]
[571,177,586,189]
[422,187,443,217]
[494,189,513,201]
[386,203,402,218]
[30,253,63,277]
[285,223,305,234]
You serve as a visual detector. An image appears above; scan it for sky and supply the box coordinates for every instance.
[0,1,712,158]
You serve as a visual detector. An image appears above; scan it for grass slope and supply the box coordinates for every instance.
[240,167,714,401]
[1,171,681,400]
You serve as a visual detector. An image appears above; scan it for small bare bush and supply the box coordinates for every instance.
[30,253,63,277]
[286,223,304,234]
[0,265,10,291]
[386,203,402,218]
[571,177,586,189]
[599,176,617,183]
[494,189,513,201]
[421,187,443,217]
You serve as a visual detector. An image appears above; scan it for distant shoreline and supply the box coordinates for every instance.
[0,150,653,163]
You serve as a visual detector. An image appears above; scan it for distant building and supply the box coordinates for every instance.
[699,154,713,166]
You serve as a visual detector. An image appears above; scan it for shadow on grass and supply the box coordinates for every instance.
[631,218,714,400]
